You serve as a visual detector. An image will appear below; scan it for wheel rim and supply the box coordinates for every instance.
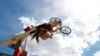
[60,26,71,34]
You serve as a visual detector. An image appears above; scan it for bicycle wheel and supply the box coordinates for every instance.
[60,26,71,34]
[50,17,62,26]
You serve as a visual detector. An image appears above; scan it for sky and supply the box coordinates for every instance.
[0,0,100,56]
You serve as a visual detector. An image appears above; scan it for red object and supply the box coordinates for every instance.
[13,48,27,56]
[24,26,31,32]
[13,27,30,56]
[13,48,22,56]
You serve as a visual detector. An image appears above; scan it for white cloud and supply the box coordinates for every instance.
[20,17,100,56]
[93,51,100,56]
[51,0,100,18]
[19,0,100,56]
[19,16,48,28]
[19,16,36,28]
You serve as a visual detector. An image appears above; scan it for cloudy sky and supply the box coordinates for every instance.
[0,0,100,56]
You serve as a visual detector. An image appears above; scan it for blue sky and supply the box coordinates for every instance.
[0,0,100,56]
[83,41,100,56]
[0,0,29,55]
[0,0,49,55]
